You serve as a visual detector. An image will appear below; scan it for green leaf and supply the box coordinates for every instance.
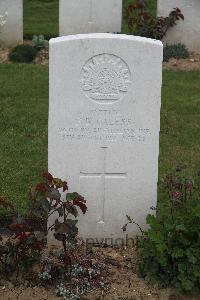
[146,214,156,226]
[73,198,87,214]
[186,249,197,264]
[47,188,61,200]
[53,178,63,188]
[66,219,78,227]
[175,224,186,232]
[56,206,64,217]
[54,233,64,241]
[172,248,184,258]
[64,202,78,218]
[156,242,167,253]
[182,279,194,291]
[193,205,200,217]
[66,192,86,202]
[54,220,69,234]
[54,219,78,237]
[148,230,163,244]
[32,198,50,217]
[41,198,51,213]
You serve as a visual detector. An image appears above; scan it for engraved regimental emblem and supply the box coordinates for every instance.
[80,54,132,103]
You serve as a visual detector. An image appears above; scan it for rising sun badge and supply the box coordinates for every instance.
[80,53,132,103]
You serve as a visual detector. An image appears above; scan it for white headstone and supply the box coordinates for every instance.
[59,0,122,36]
[158,0,200,52]
[48,34,163,242]
[0,0,23,48]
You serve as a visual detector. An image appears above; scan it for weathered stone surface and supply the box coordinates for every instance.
[48,33,163,242]
[158,0,200,52]
[0,0,23,48]
[59,0,122,36]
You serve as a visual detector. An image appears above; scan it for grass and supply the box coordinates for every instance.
[24,0,59,37]
[0,65,200,211]
[23,0,157,37]
[0,64,48,212]
[159,71,200,176]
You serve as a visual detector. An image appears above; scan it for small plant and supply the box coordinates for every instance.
[0,171,87,277]
[54,260,107,299]
[0,173,108,298]
[0,196,46,275]
[30,171,87,268]
[32,35,49,50]
[124,1,184,40]
[56,283,68,299]
[163,43,189,62]
[124,166,200,294]
[9,44,38,63]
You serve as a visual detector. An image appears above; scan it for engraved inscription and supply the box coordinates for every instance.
[58,109,151,143]
[80,54,132,103]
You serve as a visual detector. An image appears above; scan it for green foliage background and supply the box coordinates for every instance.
[23,0,157,37]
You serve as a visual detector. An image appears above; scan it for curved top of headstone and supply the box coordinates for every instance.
[49,33,163,105]
[50,33,163,47]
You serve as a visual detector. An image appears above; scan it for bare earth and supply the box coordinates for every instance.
[0,245,199,300]
[1,46,200,70]
[163,53,200,70]
[0,46,49,65]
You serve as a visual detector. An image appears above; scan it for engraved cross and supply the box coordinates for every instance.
[80,147,127,223]
[88,0,95,24]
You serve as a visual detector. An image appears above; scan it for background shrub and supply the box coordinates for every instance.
[136,167,200,294]
[163,44,189,62]
[9,44,38,63]
[124,1,184,40]
[32,35,49,50]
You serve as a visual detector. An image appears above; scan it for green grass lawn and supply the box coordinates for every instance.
[23,0,157,37]
[0,64,200,212]
[0,64,48,212]
[24,0,59,37]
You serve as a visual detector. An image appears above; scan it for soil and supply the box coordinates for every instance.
[0,43,49,65]
[0,47,10,64]
[1,45,200,70]
[163,53,200,71]
[0,243,199,300]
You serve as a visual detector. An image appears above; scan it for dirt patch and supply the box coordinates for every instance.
[163,53,200,70]
[1,45,200,70]
[0,45,48,65]
[0,47,10,64]
[0,245,199,300]
[33,48,49,65]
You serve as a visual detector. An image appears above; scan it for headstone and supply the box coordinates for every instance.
[0,0,23,48]
[59,0,122,36]
[158,0,200,52]
[48,33,163,242]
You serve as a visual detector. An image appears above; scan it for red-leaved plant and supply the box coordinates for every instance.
[124,1,184,40]
[0,172,87,274]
